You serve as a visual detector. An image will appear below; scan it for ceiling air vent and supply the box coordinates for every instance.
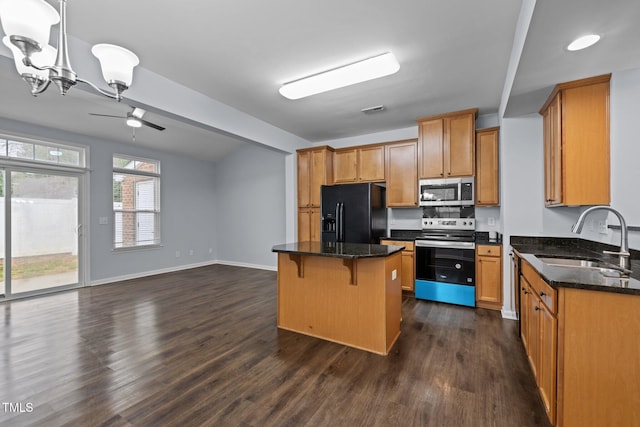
[361,105,386,114]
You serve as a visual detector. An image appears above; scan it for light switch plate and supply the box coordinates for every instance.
[392,269,397,280]
[98,216,108,225]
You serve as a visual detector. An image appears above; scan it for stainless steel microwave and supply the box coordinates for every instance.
[419,177,474,206]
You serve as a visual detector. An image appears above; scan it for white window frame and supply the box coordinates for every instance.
[0,134,86,168]
[0,132,89,300]
[112,154,161,250]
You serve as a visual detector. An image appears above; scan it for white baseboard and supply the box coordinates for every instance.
[501,309,518,321]
[214,259,277,272]
[90,260,219,287]
[90,259,276,287]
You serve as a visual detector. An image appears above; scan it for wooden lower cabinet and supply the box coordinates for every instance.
[557,288,640,427]
[539,300,557,421]
[519,259,640,426]
[521,261,557,424]
[380,240,415,292]
[475,245,503,310]
[297,207,321,242]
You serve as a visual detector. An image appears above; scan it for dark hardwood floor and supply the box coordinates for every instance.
[0,265,551,427]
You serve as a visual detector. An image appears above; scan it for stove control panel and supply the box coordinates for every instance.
[422,218,475,230]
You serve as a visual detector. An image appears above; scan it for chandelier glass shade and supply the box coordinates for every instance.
[92,44,139,88]
[3,35,56,81]
[0,0,139,101]
[0,0,58,47]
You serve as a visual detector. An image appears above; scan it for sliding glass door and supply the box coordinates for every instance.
[3,169,82,297]
[0,170,4,297]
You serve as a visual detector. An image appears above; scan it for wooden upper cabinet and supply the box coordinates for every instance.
[386,140,418,207]
[297,146,334,208]
[543,94,562,206]
[476,127,500,206]
[358,145,385,182]
[418,120,444,178]
[540,74,610,207]
[333,144,385,183]
[333,148,358,183]
[297,150,311,207]
[418,108,477,179]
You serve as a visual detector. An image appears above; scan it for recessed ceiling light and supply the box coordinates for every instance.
[279,52,400,100]
[567,34,601,51]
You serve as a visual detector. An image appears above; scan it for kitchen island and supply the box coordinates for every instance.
[272,241,404,355]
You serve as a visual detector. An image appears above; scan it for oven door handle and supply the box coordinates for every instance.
[415,240,476,249]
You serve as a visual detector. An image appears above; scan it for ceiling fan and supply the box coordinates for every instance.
[89,107,166,131]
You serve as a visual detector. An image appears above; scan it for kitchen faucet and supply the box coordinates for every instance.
[571,206,631,271]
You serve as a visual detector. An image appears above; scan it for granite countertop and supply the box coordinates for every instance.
[272,241,405,259]
[385,230,503,245]
[380,236,416,242]
[511,238,640,296]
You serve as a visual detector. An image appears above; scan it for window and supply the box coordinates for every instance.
[0,137,85,167]
[113,155,161,249]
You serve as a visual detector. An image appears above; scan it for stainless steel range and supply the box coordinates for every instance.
[414,207,476,307]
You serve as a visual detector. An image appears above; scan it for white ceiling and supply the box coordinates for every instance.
[0,0,639,162]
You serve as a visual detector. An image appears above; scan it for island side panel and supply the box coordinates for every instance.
[557,288,640,427]
[385,252,402,353]
[277,253,399,355]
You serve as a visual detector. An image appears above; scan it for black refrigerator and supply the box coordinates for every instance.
[320,183,387,244]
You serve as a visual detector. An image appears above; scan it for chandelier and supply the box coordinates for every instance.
[0,0,139,101]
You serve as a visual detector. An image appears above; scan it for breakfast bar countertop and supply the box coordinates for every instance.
[272,241,404,259]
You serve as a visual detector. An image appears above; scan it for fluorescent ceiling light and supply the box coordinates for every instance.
[567,34,601,51]
[279,52,400,100]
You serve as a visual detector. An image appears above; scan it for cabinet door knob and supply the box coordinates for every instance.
[535,306,540,311]
[540,292,546,296]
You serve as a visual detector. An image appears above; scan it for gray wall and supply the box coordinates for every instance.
[0,117,218,285]
[499,68,640,248]
[499,66,640,317]
[214,143,286,269]
[84,129,219,283]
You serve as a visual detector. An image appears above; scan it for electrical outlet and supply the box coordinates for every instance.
[488,217,496,226]
[189,249,194,256]
[98,216,108,225]
[175,251,181,258]
[392,269,397,280]
[208,248,213,254]
[598,220,608,234]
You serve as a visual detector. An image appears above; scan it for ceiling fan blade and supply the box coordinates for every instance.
[139,118,166,131]
[89,113,126,119]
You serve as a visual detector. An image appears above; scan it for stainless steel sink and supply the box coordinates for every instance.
[536,257,606,268]
[535,256,631,277]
